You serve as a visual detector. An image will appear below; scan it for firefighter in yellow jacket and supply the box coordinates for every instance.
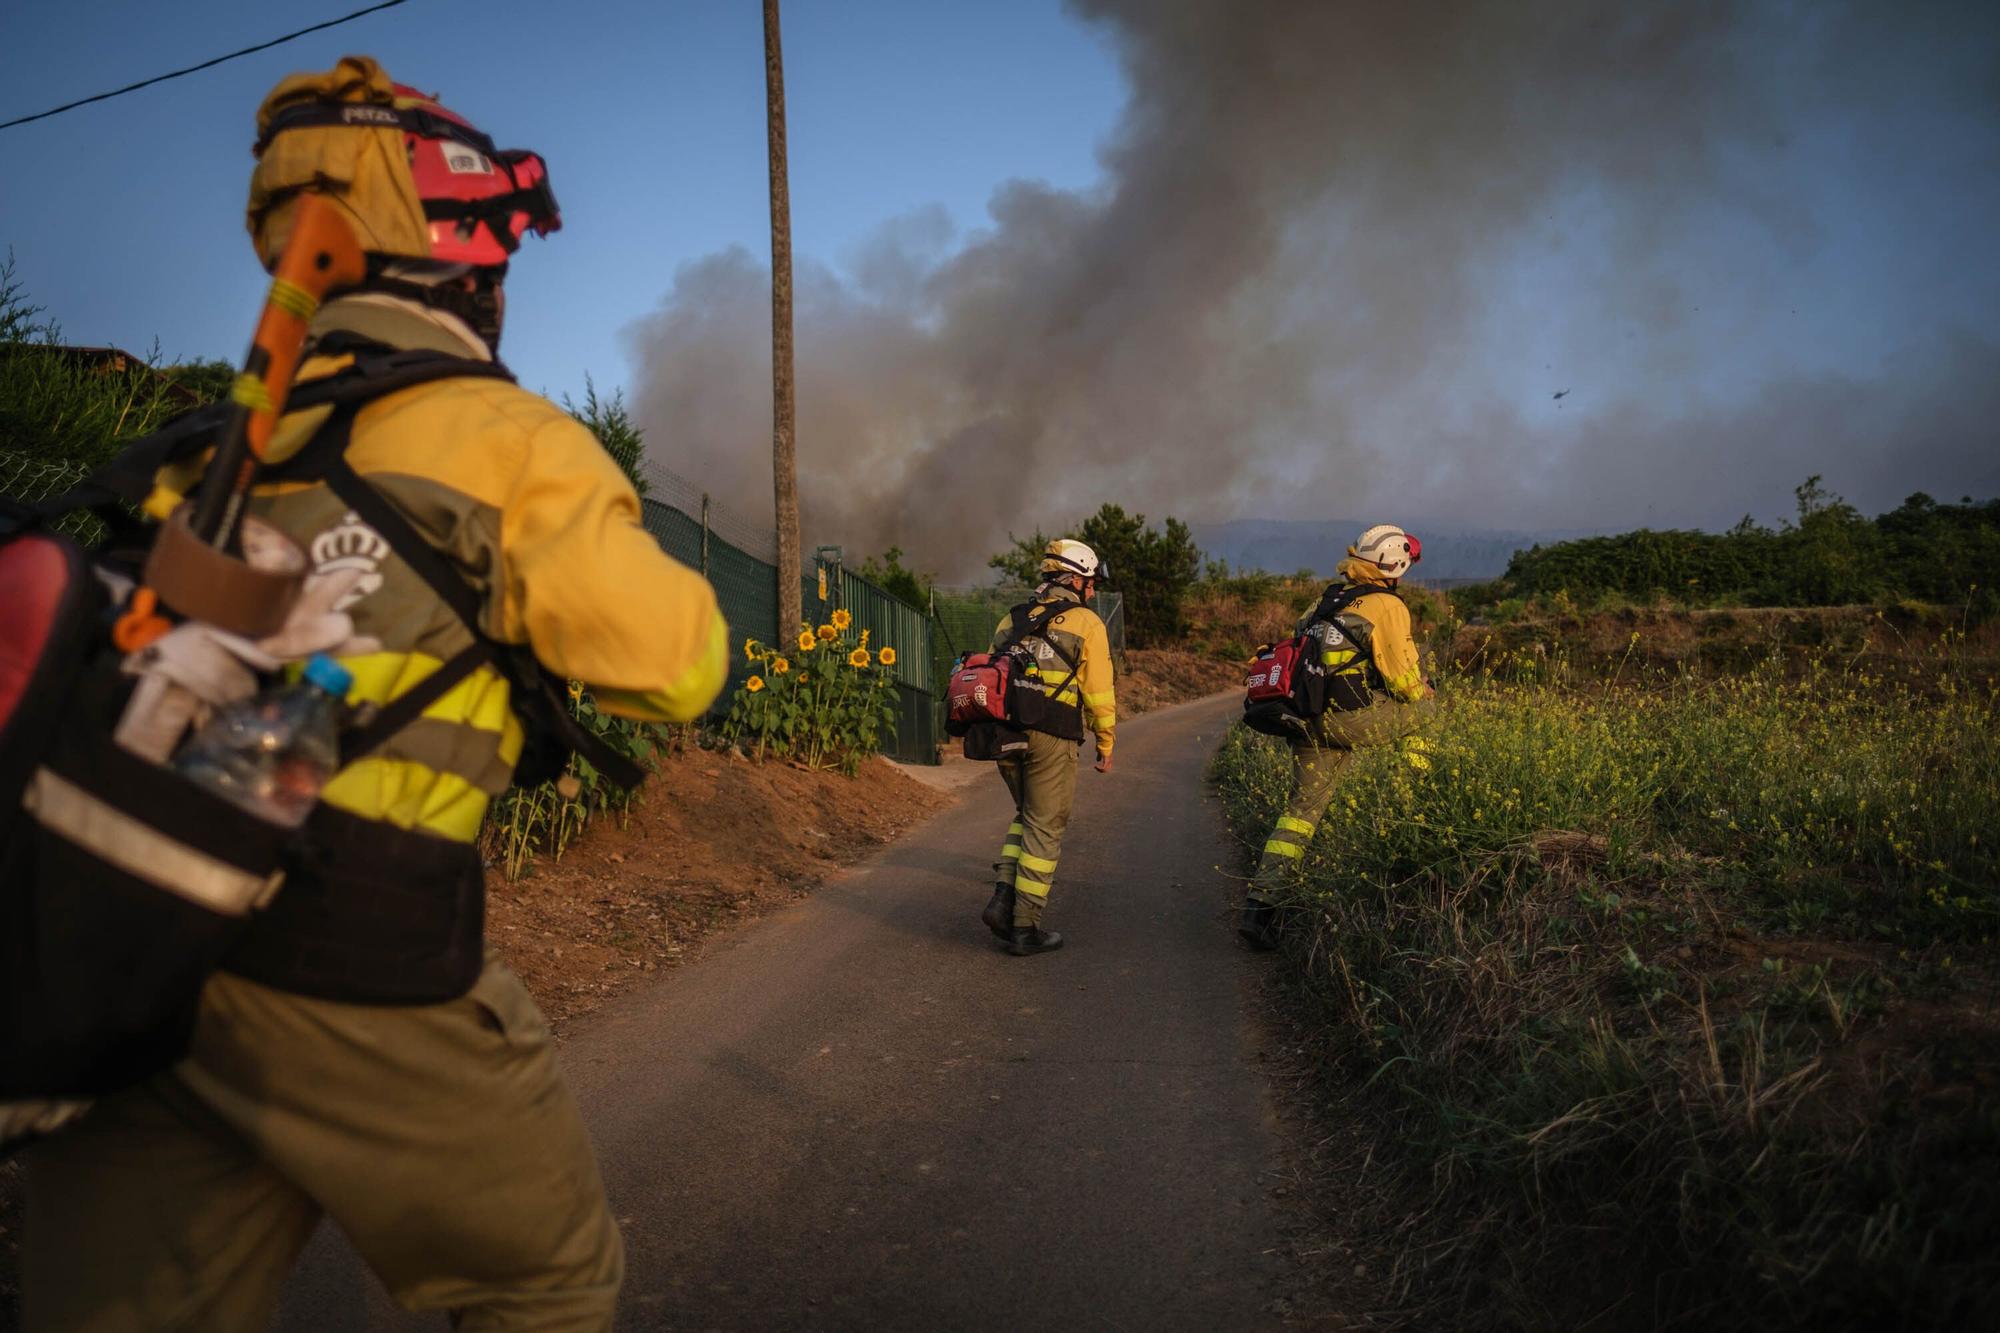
[1239,525,1433,951]
[979,539,1117,955]
[25,59,726,1332]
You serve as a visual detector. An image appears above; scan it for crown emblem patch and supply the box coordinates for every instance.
[309,511,391,610]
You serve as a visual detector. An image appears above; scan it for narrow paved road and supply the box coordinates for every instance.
[279,694,1295,1330]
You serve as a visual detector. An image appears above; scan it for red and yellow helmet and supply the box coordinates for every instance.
[248,57,558,270]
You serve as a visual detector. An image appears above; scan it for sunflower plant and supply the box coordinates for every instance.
[725,611,901,773]
[481,683,672,880]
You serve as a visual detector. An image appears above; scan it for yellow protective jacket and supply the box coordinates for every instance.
[148,298,728,842]
[992,584,1117,757]
[1316,558,1430,703]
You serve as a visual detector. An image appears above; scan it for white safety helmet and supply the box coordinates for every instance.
[1353,524,1423,580]
[1039,538,1103,583]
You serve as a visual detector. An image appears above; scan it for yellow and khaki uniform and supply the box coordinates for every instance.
[27,300,727,1333]
[992,586,1115,927]
[1248,560,1431,904]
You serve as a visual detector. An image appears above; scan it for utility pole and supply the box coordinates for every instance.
[764,0,801,641]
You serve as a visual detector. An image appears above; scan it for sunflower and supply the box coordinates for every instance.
[830,608,853,631]
[566,680,584,703]
[797,630,817,653]
[817,623,837,641]
[848,647,870,668]
[860,628,870,648]
[746,675,766,693]
[878,646,897,667]
[771,656,790,675]
[742,637,760,662]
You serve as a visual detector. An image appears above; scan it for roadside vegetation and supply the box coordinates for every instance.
[1212,627,1999,1327]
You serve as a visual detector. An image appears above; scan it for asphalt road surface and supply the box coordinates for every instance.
[278,694,1297,1331]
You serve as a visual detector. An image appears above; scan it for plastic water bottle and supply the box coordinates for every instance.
[174,654,353,827]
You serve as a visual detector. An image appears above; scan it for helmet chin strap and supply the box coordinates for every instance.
[363,260,506,353]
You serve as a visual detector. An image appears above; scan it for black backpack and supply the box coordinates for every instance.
[949,599,1086,759]
[0,348,642,1104]
[1241,583,1394,738]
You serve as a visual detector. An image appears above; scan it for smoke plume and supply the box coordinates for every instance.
[626,0,2000,577]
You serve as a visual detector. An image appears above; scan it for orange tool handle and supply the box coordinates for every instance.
[120,195,367,649]
[243,194,369,461]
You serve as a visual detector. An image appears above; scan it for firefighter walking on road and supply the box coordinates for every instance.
[980,540,1117,956]
[25,58,727,1332]
[1239,525,1434,951]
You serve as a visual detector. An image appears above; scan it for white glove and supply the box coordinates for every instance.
[114,568,382,762]
[240,565,383,663]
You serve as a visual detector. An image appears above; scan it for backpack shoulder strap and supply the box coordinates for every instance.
[1308,581,1398,628]
[999,600,1083,670]
[290,402,643,789]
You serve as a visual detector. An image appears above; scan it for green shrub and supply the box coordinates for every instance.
[1496,477,1999,620]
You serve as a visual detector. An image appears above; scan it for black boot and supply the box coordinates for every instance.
[1238,900,1281,952]
[1006,924,1064,956]
[981,885,1016,938]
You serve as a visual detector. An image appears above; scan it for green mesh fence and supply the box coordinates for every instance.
[636,465,940,764]
[0,451,107,543]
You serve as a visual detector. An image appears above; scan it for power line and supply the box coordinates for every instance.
[0,0,410,133]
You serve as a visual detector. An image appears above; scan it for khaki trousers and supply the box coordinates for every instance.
[994,730,1080,927]
[25,956,621,1332]
[1247,695,1432,904]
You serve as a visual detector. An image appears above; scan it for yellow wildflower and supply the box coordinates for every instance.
[798,630,817,653]
[746,675,765,693]
[878,646,897,667]
[772,656,790,675]
[566,680,584,703]
[817,623,837,641]
[848,647,870,668]
[831,608,853,631]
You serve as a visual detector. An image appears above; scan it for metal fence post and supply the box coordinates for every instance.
[700,493,711,577]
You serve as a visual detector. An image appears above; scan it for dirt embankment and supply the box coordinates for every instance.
[1118,646,1245,713]
[490,745,951,1027]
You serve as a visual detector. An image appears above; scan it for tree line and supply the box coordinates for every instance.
[1490,478,1999,617]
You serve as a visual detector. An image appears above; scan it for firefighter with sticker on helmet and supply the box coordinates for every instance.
[979,538,1117,955]
[1239,524,1434,951]
[23,57,727,1331]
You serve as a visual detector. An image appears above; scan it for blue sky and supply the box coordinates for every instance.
[0,0,1122,399]
[2,1,1996,552]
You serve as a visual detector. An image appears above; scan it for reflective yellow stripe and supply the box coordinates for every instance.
[1321,649,1358,669]
[1001,846,1023,860]
[1008,821,1024,835]
[1017,852,1058,875]
[316,651,527,841]
[1082,690,1115,706]
[1263,839,1305,859]
[1384,664,1426,697]
[1276,816,1316,836]
[320,757,491,842]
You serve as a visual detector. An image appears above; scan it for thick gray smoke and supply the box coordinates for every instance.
[626,1,2000,577]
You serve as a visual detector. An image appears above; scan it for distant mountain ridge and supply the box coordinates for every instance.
[1190,519,1594,584]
